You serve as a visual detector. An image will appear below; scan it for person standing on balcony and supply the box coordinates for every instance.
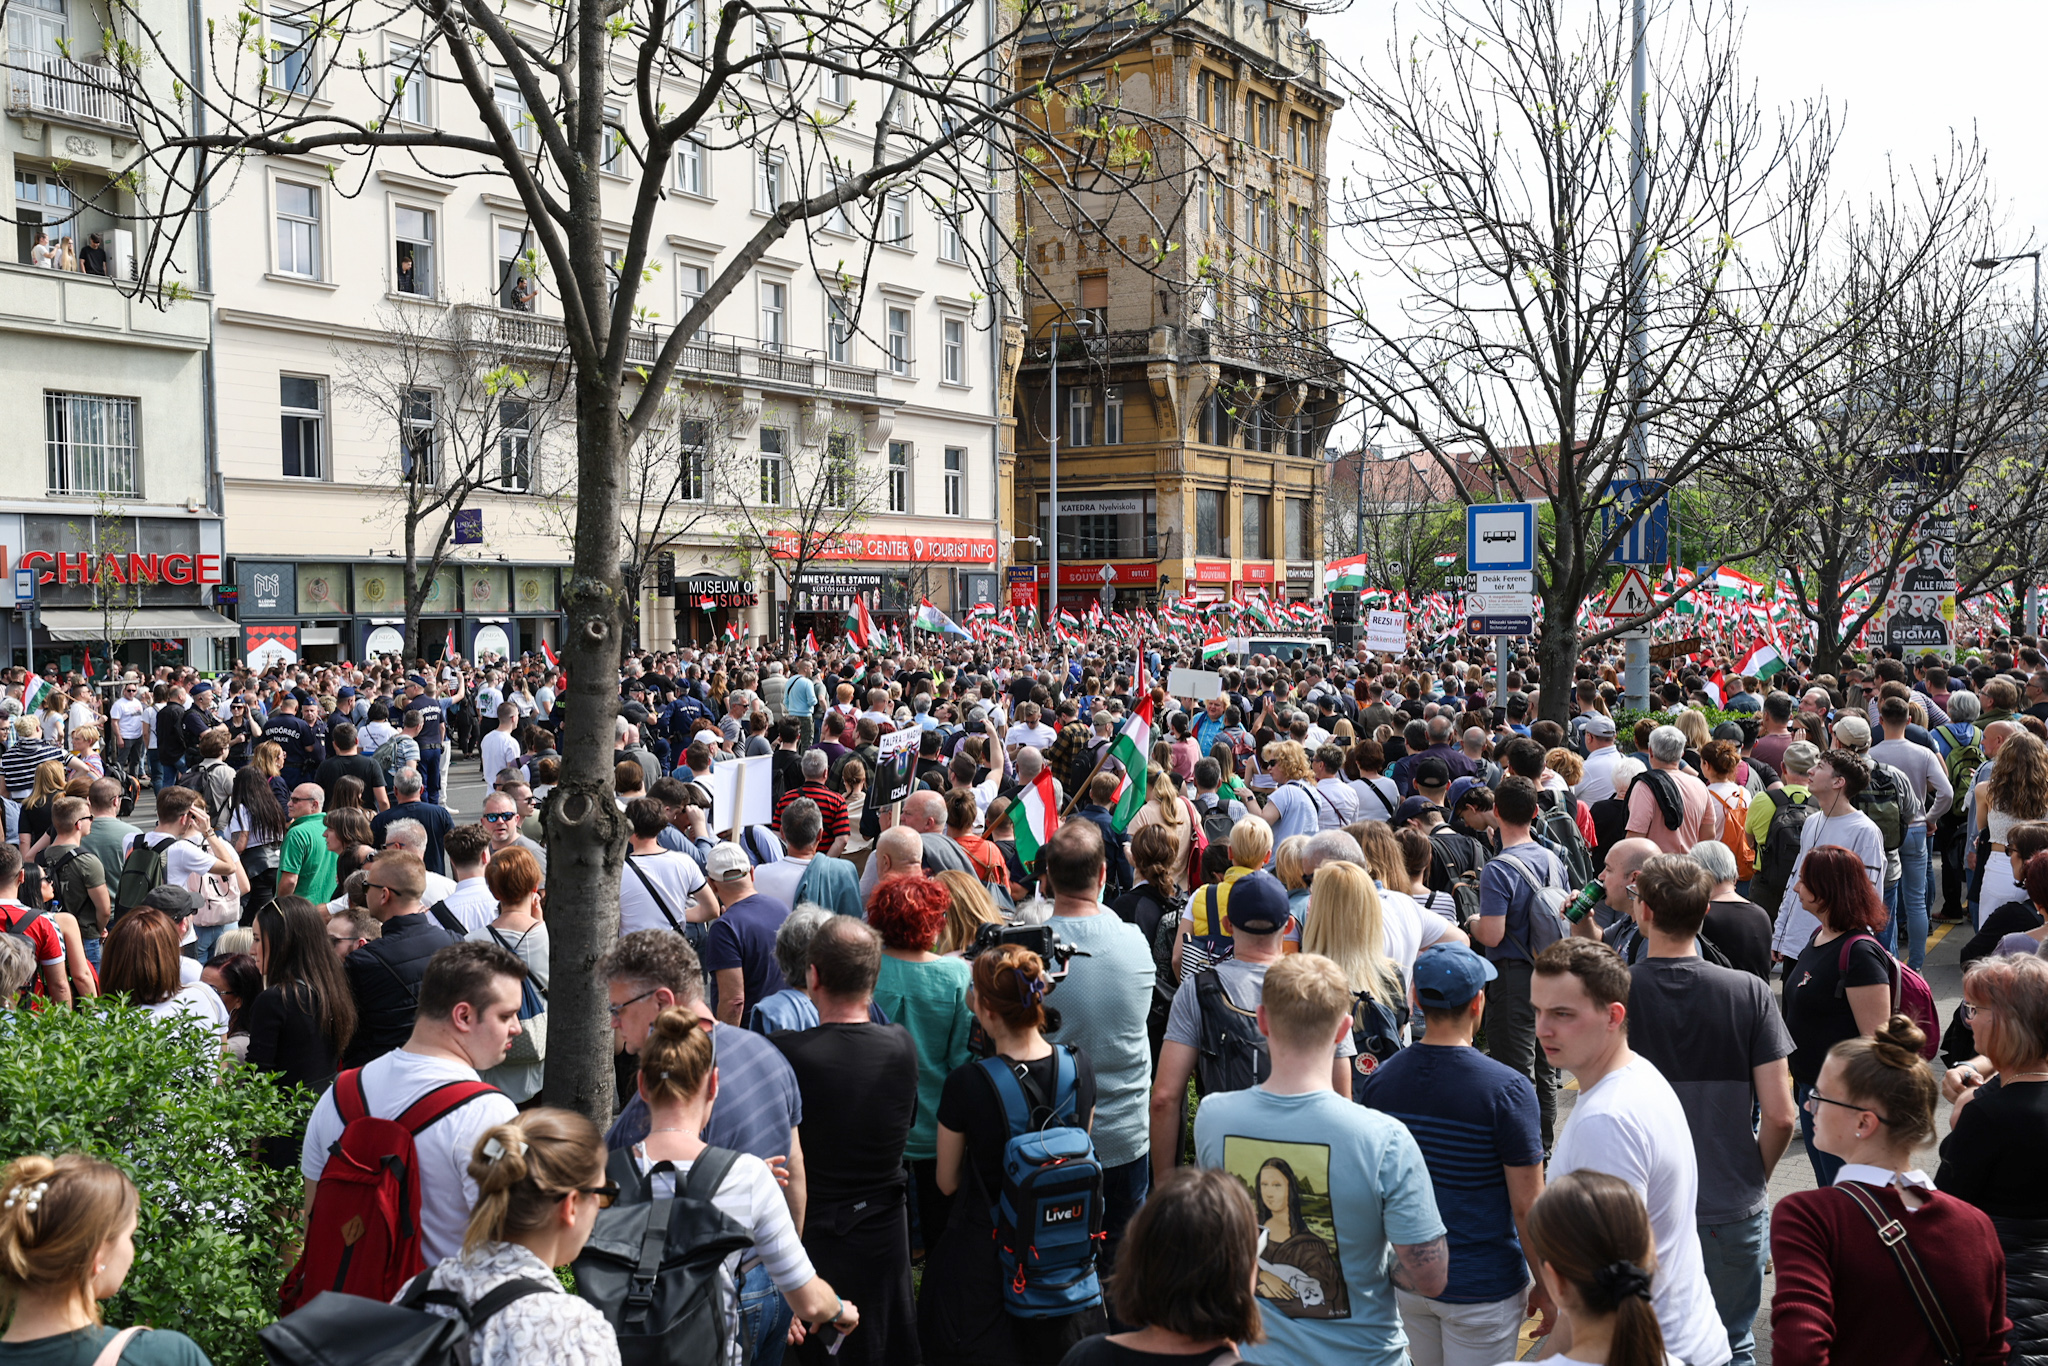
[79,233,110,277]
[29,232,54,268]
[58,237,78,272]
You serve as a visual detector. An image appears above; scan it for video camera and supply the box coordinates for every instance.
[963,921,1090,980]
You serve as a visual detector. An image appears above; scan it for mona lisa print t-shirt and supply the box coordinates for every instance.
[1195,1086,1444,1366]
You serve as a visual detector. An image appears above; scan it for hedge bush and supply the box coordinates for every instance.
[0,999,313,1366]
[1612,705,1753,750]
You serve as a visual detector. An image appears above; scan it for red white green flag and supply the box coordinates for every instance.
[1108,659,1155,830]
[1012,767,1060,865]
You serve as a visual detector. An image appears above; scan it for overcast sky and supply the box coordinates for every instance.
[1314,0,2048,448]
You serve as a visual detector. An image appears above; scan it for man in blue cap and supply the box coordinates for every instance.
[1359,943,1549,1366]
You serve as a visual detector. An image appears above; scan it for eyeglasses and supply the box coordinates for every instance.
[575,1182,621,1209]
[482,812,516,823]
[1804,1089,1895,1125]
[607,986,660,1021]
[1961,1001,1985,1022]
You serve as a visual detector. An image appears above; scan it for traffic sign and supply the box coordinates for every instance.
[1467,503,1535,573]
[1467,614,1534,637]
[1603,568,1655,620]
[10,568,34,607]
[1475,571,1533,597]
[1608,620,1650,640]
[1605,480,1669,566]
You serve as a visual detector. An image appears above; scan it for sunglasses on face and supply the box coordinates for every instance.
[482,812,517,823]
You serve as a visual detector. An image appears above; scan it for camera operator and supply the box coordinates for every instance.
[1034,820,1157,1278]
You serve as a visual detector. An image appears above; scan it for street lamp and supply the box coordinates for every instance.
[1045,314,1096,625]
[1972,250,2044,632]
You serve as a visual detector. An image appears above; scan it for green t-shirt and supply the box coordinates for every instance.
[280,812,339,904]
[871,954,973,1161]
[0,1325,212,1366]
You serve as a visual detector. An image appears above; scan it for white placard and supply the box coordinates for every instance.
[1166,667,1224,701]
[1364,609,1408,653]
[247,638,297,670]
[704,754,772,835]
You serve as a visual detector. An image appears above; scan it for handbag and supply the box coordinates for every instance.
[1836,1182,1963,1366]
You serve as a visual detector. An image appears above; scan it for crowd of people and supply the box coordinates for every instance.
[4,629,2048,1366]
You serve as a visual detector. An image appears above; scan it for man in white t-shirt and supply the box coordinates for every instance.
[478,702,523,787]
[1534,938,1733,1366]
[1768,749,1886,958]
[124,786,240,954]
[300,940,525,1262]
[1003,701,1057,753]
[618,796,716,936]
[110,680,148,775]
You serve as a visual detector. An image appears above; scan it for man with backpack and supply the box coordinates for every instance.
[1869,695,1953,971]
[1472,777,1566,1151]
[0,843,71,1004]
[1504,738,1594,888]
[1194,954,1447,1364]
[1188,758,1245,849]
[1150,871,1359,1187]
[1358,943,1546,1366]
[1831,716,1923,958]
[1616,855,1793,1366]
[291,940,524,1304]
[116,785,239,934]
[1767,750,1887,960]
[1930,690,1983,924]
[1746,740,1821,920]
[341,849,465,1067]
[40,797,110,961]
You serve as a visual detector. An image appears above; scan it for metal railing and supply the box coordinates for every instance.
[1019,323,1342,381]
[6,50,134,129]
[460,307,885,397]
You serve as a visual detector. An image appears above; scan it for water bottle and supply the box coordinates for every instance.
[1562,879,1605,923]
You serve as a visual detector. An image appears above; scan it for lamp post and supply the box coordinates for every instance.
[1970,250,2042,634]
[1623,0,1651,709]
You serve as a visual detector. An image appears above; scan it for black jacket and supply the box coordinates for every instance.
[342,911,458,1067]
[1995,1216,2048,1366]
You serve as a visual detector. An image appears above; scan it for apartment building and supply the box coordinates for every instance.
[0,0,230,672]
[204,1,1006,661]
[1008,0,1343,616]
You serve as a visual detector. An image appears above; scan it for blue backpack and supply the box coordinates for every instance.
[980,1048,1105,1319]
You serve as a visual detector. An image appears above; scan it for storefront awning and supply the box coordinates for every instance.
[39,608,241,642]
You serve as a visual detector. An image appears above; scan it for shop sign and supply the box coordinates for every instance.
[1241,563,1277,584]
[1006,564,1037,609]
[1055,561,1158,586]
[768,531,998,564]
[1191,560,1232,584]
[1055,496,1146,517]
[245,623,298,669]
[363,625,405,658]
[238,562,296,616]
[794,569,886,593]
[685,576,759,609]
[473,624,512,660]
[8,549,223,585]
[963,572,998,607]
[1286,562,1316,584]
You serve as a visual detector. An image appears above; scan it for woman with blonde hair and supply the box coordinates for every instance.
[1674,709,1711,769]
[1979,730,2048,926]
[623,1009,858,1362]
[933,869,1002,956]
[1272,834,1313,929]
[64,725,102,782]
[0,1152,215,1363]
[15,760,69,861]
[1126,765,1197,882]
[1301,861,1405,1095]
[1255,741,1319,850]
[399,1109,618,1366]
[251,740,290,810]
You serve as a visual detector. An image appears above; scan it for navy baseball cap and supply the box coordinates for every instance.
[1226,871,1291,935]
[1447,776,1488,812]
[1413,943,1498,1009]
[1395,796,1443,825]
[1414,756,1451,790]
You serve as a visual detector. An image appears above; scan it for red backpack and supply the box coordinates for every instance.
[1836,934,1940,1060]
[280,1069,500,1313]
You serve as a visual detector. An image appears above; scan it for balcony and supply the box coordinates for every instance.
[460,307,883,398]
[1018,322,1343,383]
[7,51,134,131]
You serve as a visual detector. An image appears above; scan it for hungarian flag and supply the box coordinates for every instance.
[81,651,93,680]
[1058,607,1081,629]
[1323,553,1370,591]
[723,620,745,646]
[21,677,50,714]
[968,602,997,622]
[1108,662,1154,830]
[1703,671,1725,707]
[1201,630,1228,662]
[1734,640,1784,680]
[913,599,971,640]
[1242,597,1276,630]
[1012,766,1060,866]
[847,599,878,650]
[444,624,456,659]
[540,638,559,668]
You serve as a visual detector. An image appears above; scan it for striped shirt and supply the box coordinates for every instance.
[0,740,65,800]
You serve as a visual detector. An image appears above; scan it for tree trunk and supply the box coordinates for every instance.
[540,377,630,1128]
[1536,581,1580,726]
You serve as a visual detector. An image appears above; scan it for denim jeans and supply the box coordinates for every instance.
[190,923,229,962]
[1795,1083,1845,1188]
[1897,824,1930,971]
[83,937,100,971]
[738,1260,791,1366]
[1697,1210,1769,1366]
[420,747,445,805]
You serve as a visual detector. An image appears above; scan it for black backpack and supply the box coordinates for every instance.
[258,1276,556,1366]
[1193,967,1269,1096]
[1533,789,1594,886]
[1752,790,1816,919]
[1193,793,1236,850]
[573,1146,756,1366]
[1348,969,1407,1101]
[112,834,178,918]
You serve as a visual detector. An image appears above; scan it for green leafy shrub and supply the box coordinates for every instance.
[1612,705,1752,751]
[0,1000,313,1365]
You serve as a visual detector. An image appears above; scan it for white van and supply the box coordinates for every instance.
[1227,636,1331,663]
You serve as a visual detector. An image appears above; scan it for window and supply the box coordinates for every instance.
[1244,192,1258,249]
[758,427,785,505]
[886,441,908,512]
[1285,496,1309,560]
[757,19,783,82]
[1066,386,1093,447]
[758,153,784,212]
[497,225,534,311]
[268,10,315,97]
[668,0,701,53]
[401,389,439,483]
[886,306,911,375]
[391,41,430,124]
[601,104,625,174]
[279,376,324,479]
[1197,71,1228,132]
[45,391,138,497]
[394,205,433,296]
[498,398,531,491]
[938,209,963,262]
[7,0,68,58]
[759,278,786,351]
[275,181,320,279]
[1217,183,1232,241]
[822,52,849,104]
[1260,196,1276,253]
[1242,492,1268,559]
[678,261,708,338]
[675,136,706,195]
[1080,272,1108,333]
[1290,203,1306,262]
[15,171,75,267]
[1195,69,1208,125]
[1198,391,1227,445]
[943,447,964,516]
[825,165,853,234]
[678,419,709,501]
[1196,487,1227,557]
[495,79,530,150]
[883,191,910,246]
[1260,97,1273,150]
[1244,92,1257,146]
[824,433,854,508]
[1102,384,1123,445]
[827,296,855,364]
[1192,171,1209,235]
[942,318,965,384]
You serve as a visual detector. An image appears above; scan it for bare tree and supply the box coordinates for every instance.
[1319,0,1987,719]
[722,413,887,638]
[68,498,142,680]
[1328,451,1465,601]
[342,304,570,658]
